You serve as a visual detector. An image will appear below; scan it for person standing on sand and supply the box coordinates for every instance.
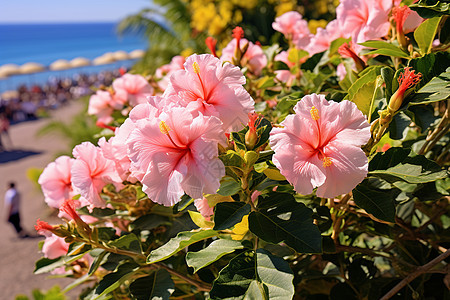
[4,182,28,238]
[0,113,11,150]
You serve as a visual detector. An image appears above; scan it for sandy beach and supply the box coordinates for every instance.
[0,100,85,299]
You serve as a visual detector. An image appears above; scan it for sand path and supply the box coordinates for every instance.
[0,101,86,299]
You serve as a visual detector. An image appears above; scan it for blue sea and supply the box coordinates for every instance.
[0,23,148,93]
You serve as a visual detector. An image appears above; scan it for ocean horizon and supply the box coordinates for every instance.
[0,22,148,93]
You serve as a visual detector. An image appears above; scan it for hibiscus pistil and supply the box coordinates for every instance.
[310,106,333,168]
[159,120,186,149]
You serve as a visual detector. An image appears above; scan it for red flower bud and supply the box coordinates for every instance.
[35,219,56,236]
[338,43,366,72]
[388,67,422,112]
[245,112,261,149]
[205,37,218,57]
[392,6,411,49]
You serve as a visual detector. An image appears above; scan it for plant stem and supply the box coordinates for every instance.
[155,263,212,292]
[335,244,391,258]
[380,249,450,300]
[418,99,449,155]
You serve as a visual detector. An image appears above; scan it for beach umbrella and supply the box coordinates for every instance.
[70,57,90,68]
[0,64,20,77]
[93,53,116,65]
[1,90,19,100]
[20,62,45,74]
[49,59,71,71]
[113,50,130,61]
[129,49,145,59]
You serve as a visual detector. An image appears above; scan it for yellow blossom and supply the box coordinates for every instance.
[308,19,328,34]
[231,215,249,240]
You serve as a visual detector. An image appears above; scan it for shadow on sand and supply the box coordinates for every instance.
[0,149,42,164]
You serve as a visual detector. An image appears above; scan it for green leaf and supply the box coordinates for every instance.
[93,263,137,300]
[254,118,273,150]
[34,253,86,274]
[210,251,256,299]
[350,75,383,118]
[381,67,395,101]
[231,132,246,150]
[220,151,245,169]
[352,179,397,223]
[217,176,242,196]
[255,249,295,299]
[209,250,294,300]
[108,233,142,254]
[359,41,409,58]
[147,230,218,263]
[369,147,448,184]
[365,48,410,58]
[186,239,244,273]
[409,68,450,105]
[329,37,350,56]
[95,228,117,243]
[213,202,251,230]
[301,52,324,71]
[129,214,169,231]
[88,251,109,276]
[414,17,442,55]
[347,66,384,100]
[129,269,175,300]
[63,273,92,293]
[388,112,411,140]
[256,76,277,89]
[410,0,450,18]
[249,193,322,253]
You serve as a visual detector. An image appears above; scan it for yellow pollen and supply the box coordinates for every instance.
[192,62,200,74]
[159,121,171,135]
[310,106,319,121]
[322,156,333,168]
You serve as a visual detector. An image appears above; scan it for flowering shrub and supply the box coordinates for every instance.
[34,1,449,299]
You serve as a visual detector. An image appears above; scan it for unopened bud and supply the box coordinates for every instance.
[388,67,422,113]
[245,113,261,150]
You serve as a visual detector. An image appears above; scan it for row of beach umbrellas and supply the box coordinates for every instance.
[0,49,145,79]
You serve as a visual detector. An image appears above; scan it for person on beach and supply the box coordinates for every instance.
[4,182,28,238]
[0,113,11,150]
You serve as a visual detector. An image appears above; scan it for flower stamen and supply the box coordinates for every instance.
[159,121,171,135]
[192,62,200,74]
[322,156,333,167]
[310,106,319,120]
[159,121,186,149]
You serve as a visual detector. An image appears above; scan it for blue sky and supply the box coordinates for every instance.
[0,0,150,23]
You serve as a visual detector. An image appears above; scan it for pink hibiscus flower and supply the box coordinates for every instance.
[71,141,123,207]
[221,38,267,76]
[88,90,117,124]
[127,106,225,206]
[155,56,186,91]
[42,234,69,259]
[100,120,136,182]
[306,20,343,55]
[269,94,371,198]
[274,51,297,86]
[336,0,392,44]
[194,197,215,219]
[112,73,154,107]
[272,11,311,49]
[38,156,75,209]
[164,54,254,132]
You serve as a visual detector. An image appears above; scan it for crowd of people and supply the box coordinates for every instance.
[0,69,124,151]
